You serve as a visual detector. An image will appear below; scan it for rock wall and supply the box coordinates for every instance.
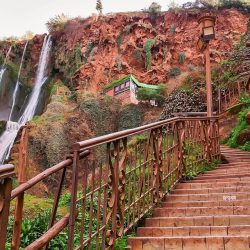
[51,8,248,91]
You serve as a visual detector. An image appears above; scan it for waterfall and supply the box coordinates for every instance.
[0,35,52,163]
[0,46,12,91]
[9,41,29,120]
[18,35,52,125]
[3,46,12,66]
[0,121,20,162]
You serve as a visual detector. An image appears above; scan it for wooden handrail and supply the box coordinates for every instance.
[0,164,15,180]
[25,215,69,250]
[74,116,218,150]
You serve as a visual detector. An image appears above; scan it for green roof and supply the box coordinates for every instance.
[103,74,163,91]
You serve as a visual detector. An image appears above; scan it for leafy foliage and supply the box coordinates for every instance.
[226,98,250,148]
[143,39,155,71]
[137,84,166,106]
[148,2,162,21]
[118,104,144,130]
[83,42,94,63]
[179,52,186,64]
[168,0,181,10]
[170,24,176,34]
[6,210,68,249]
[168,67,181,78]
[96,0,103,15]
[46,13,69,33]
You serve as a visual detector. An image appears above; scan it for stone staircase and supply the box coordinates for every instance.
[128,146,250,250]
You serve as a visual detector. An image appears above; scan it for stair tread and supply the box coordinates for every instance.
[129,146,250,249]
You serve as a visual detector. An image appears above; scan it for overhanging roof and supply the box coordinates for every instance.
[103,74,163,91]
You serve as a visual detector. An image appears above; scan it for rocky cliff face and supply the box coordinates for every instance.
[51,8,248,91]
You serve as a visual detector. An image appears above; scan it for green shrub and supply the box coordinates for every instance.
[83,42,94,63]
[170,24,176,34]
[118,104,144,130]
[226,107,250,148]
[96,0,103,15]
[7,210,68,249]
[168,67,181,78]
[144,39,155,71]
[137,85,166,106]
[148,2,162,21]
[46,14,69,33]
[240,141,250,151]
[179,52,186,64]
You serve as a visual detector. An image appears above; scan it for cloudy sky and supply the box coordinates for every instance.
[0,0,195,38]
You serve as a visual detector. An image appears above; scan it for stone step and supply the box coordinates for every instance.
[202,168,250,174]
[145,215,250,227]
[176,181,250,189]
[128,236,250,249]
[189,176,250,183]
[153,206,250,217]
[161,199,250,208]
[165,192,250,202]
[173,186,250,194]
[136,225,250,237]
[194,172,250,180]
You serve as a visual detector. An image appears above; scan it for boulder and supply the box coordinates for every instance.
[246,111,250,125]
[237,128,250,145]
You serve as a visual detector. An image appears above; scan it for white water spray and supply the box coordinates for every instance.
[9,41,29,120]
[19,35,52,125]
[0,46,12,90]
[0,35,52,163]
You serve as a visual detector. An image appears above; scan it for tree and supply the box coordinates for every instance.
[148,2,162,23]
[22,31,34,40]
[96,0,103,15]
[168,0,180,10]
[137,85,166,106]
[46,13,69,33]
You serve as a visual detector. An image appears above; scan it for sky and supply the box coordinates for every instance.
[0,0,194,38]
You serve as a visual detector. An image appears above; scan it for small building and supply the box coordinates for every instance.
[103,74,163,105]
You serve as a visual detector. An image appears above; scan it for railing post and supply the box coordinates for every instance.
[12,126,29,250]
[151,128,163,204]
[68,148,80,249]
[218,88,221,114]
[177,121,186,177]
[0,164,15,250]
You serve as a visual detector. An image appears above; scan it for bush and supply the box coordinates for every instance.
[168,67,181,78]
[144,39,155,71]
[170,24,176,34]
[148,2,162,21]
[7,210,68,249]
[46,14,69,33]
[179,52,186,64]
[226,107,250,148]
[118,104,144,130]
[96,0,103,15]
[137,85,166,106]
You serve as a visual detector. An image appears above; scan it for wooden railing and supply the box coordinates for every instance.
[218,80,250,113]
[2,116,219,249]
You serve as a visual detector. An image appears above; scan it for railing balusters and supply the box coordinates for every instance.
[0,164,15,250]
[11,126,29,250]
[2,117,222,249]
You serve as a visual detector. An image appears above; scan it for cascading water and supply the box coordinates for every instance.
[0,35,52,163]
[19,35,52,124]
[0,46,12,90]
[9,41,29,120]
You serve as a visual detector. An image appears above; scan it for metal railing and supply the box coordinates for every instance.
[2,116,220,249]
